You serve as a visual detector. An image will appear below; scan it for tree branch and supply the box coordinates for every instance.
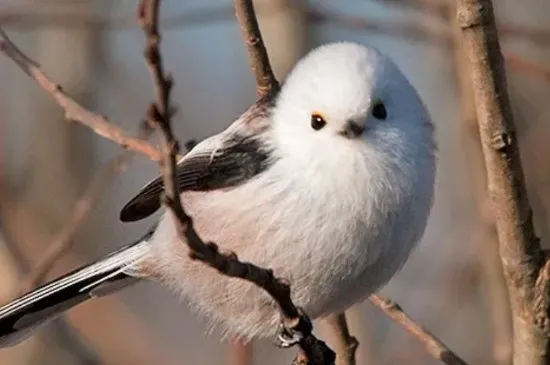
[19,122,154,293]
[0,3,496,364]
[0,3,331,363]
[138,1,333,364]
[369,295,468,365]
[0,189,183,365]
[456,1,550,364]
[324,313,358,365]
[447,2,513,363]
[0,27,162,162]
[233,0,280,98]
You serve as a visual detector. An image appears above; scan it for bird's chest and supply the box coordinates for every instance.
[151,157,425,321]
[180,167,379,257]
[224,166,396,275]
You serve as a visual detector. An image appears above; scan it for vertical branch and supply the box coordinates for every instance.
[138,0,181,216]
[324,313,358,365]
[233,0,280,98]
[447,3,512,364]
[456,1,550,364]
[138,1,333,364]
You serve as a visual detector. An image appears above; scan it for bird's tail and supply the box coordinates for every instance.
[0,234,153,348]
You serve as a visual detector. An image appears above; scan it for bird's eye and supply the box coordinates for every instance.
[371,102,387,120]
[310,113,327,130]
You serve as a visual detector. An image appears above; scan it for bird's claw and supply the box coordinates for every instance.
[276,321,303,348]
[275,308,312,349]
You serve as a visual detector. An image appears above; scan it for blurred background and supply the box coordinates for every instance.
[1,0,549,364]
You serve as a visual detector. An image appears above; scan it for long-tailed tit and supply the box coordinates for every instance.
[0,42,436,347]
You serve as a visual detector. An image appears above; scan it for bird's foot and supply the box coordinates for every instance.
[274,308,312,348]
[276,322,303,348]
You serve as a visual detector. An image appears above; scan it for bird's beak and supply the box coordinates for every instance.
[339,120,365,138]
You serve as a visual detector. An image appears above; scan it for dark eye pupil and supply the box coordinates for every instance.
[372,102,387,120]
[311,114,326,130]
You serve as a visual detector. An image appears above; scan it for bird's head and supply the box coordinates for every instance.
[270,42,433,166]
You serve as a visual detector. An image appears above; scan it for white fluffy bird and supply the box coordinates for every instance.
[0,42,436,346]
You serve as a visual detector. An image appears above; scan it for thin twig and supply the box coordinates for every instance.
[0,27,162,162]
[19,122,154,293]
[456,0,550,364]
[369,295,468,365]
[138,1,333,364]
[233,0,279,98]
[324,313,358,365]
[0,3,477,364]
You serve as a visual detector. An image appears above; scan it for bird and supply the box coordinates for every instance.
[0,41,436,347]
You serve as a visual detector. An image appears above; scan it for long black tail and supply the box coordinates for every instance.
[0,239,151,347]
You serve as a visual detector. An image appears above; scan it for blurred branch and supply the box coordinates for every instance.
[369,295,468,365]
[233,0,279,98]
[0,27,163,162]
[19,121,154,293]
[456,1,550,364]
[227,338,253,365]
[0,192,182,365]
[138,0,332,364]
[324,313,358,365]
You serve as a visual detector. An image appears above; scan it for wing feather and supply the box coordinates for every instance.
[119,100,275,222]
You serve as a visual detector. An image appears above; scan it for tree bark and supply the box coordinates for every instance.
[456,1,550,364]
[448,4,512,364]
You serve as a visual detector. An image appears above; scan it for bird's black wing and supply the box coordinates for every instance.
[119,101,276,222]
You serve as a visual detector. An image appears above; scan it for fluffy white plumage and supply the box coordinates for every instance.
[147,42,436,339]
[0,41,436,347]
